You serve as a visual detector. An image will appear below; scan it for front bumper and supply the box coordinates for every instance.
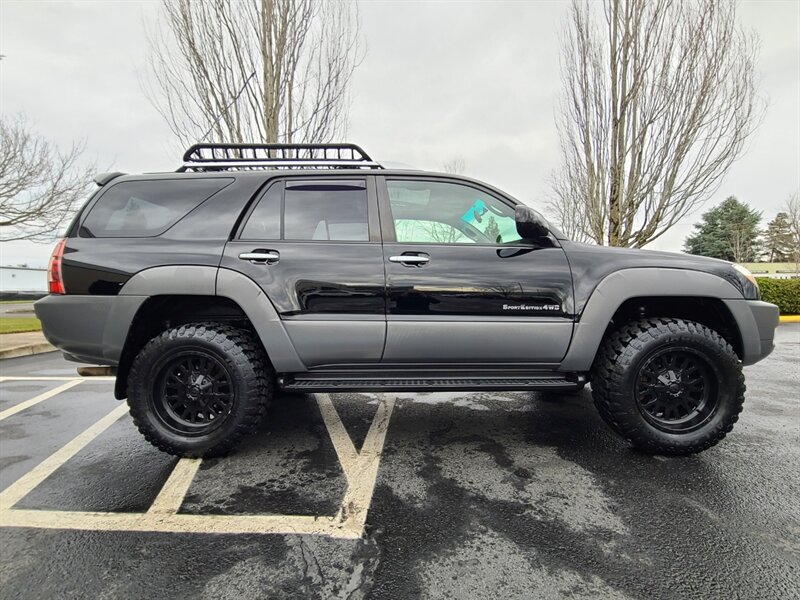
[723,299,780,366]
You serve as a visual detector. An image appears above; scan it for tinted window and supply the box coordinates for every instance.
[387,180,521,245]
[242,182,369,241]
[394,219,469,244]
[284,187,368,241]
[81,178,231,238]
[240,183,281,240]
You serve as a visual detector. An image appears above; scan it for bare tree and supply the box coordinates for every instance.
[546,179,595,244]
[143,0,363,146]
[729,225,753,263]
[0,116,95,242]
[785,192,800,274]
[550,0,763,247]
[442,156,466,175]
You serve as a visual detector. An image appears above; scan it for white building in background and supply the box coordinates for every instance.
[0,266,47,294]
[742,263,799,279]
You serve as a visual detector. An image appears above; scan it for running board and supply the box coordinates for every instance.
[280,374,585,393]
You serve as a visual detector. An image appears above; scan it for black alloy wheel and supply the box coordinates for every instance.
[127,323,273,457]
[634,348,717,433]
[153,350,236,436]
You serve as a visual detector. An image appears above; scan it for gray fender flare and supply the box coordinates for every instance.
[559,268,746,372]
[116,265,219,362]
[216,268,306,372]
[119,265,305,373]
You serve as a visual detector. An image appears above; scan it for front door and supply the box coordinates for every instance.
[378,177,574,365]
[222,176,386,367]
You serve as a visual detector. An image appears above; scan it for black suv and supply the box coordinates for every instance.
[35,143,779,457]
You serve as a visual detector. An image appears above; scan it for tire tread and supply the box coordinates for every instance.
[127,322,273,457]
[591,318,745,455]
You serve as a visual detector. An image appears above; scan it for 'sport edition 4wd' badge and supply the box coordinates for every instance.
[502,303,561,312]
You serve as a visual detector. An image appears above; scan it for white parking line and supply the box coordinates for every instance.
[335,397,395,535]
[0,404,129,511]
[317,393,360,480]
[0,380,84,421]
[147,458,202,515]
[1,509,346,537]
[0,386,397,538]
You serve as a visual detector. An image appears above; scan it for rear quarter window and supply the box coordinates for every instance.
[80,178,232,238]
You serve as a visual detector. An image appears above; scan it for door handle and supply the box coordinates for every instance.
[389,254,430,266]
[239,250,280,264]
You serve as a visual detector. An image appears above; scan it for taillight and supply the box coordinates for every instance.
[48,238,67,294]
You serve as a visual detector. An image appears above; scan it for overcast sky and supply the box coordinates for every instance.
[1,0,798,267]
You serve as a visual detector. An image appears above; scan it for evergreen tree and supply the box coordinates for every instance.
[762,212,794,262]
[684,197,762,262]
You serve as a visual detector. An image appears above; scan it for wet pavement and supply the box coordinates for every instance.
[0,325,798,599]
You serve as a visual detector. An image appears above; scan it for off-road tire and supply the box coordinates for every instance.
[591,318,745,455]
[127,322,273,457]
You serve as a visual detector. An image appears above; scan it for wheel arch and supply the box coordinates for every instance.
[559,268,750,372]
[114,266,304,399]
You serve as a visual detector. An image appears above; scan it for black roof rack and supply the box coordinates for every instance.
[178,143,382,172]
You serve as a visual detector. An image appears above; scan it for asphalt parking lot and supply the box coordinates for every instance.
[0,325,798,600]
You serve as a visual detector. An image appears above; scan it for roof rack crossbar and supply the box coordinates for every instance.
[178,143,382,172]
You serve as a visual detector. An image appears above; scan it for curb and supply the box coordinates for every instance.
[0,343,56,360]
[779,315,800,324]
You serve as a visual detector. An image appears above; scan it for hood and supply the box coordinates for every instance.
[564,241,733,268]
[560,241,754,309]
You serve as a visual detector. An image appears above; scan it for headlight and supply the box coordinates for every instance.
[733,263,757,285]
[732,263,760,299]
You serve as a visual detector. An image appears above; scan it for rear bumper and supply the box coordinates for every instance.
[723,299,780,366]
[34,294,146,365]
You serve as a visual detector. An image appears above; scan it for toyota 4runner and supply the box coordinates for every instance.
[35,143,780,457]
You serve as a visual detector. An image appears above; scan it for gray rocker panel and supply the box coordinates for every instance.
[383,320,573,363]
[559,268,746,372]
[283,320,385,366]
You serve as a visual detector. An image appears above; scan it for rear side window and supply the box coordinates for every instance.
[241,180,369,242]
[80,178,232,238]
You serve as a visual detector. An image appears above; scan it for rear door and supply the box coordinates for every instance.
[221,176,386,367]
[378,176,574,365]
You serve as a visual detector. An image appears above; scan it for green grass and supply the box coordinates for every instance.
[0,317,42,334]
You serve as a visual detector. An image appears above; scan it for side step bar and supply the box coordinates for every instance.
[280,374,585,393]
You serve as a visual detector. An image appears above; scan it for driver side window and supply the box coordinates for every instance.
[387,180,521,245]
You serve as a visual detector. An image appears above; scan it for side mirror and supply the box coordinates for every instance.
[515,206,550,240]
